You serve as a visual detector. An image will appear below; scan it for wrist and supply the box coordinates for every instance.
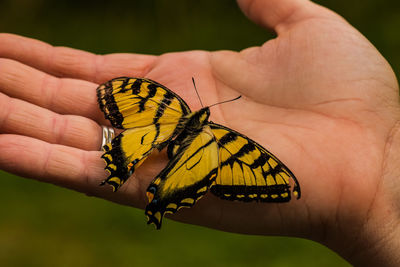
[341,196,400,266]
[329,122,400,266]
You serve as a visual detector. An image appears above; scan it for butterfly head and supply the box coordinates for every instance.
[184,107,210,132]
[198,107,211,124]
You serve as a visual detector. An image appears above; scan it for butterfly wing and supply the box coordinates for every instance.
[145,125,219,229]
[101,123,180,191]
[97,77,191,191]
[209,123,300,202]
[97,77,191,129]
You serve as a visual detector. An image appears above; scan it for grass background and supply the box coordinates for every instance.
[0,0,399,266]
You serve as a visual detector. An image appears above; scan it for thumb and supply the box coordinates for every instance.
[236,0,344,34]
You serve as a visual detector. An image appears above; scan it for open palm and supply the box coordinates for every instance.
[0,0,399,264]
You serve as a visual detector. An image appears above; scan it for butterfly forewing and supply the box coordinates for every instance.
[97,77,191,129]
[209,123,300,202]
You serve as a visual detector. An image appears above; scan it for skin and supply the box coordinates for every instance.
[0,0,399,265]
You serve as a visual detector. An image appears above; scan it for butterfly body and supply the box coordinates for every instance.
[97,77,300,229]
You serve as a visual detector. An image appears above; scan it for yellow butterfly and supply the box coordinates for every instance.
[97,77,300,229]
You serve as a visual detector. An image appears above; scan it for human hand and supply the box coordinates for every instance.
[0,0,399,265]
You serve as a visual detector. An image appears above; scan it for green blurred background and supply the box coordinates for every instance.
[0,0,398,266]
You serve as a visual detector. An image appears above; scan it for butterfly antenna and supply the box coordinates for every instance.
[209,95,242,108]
[192,77,204,108]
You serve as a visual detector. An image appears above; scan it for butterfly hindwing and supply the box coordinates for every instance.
[209,123,300,202]
[97,77,191,191]
[101,124,181,191]
[145,125,219,229]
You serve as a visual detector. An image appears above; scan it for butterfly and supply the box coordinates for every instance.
[97,77,301,229]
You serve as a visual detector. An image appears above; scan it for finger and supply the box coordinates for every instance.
[237,0,344,33]
[0,134,145,207]
[0,33,157,83]
[0,92,102,151]
[0,58,107,124]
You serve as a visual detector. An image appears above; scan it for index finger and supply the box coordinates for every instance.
[0,33,157,83]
